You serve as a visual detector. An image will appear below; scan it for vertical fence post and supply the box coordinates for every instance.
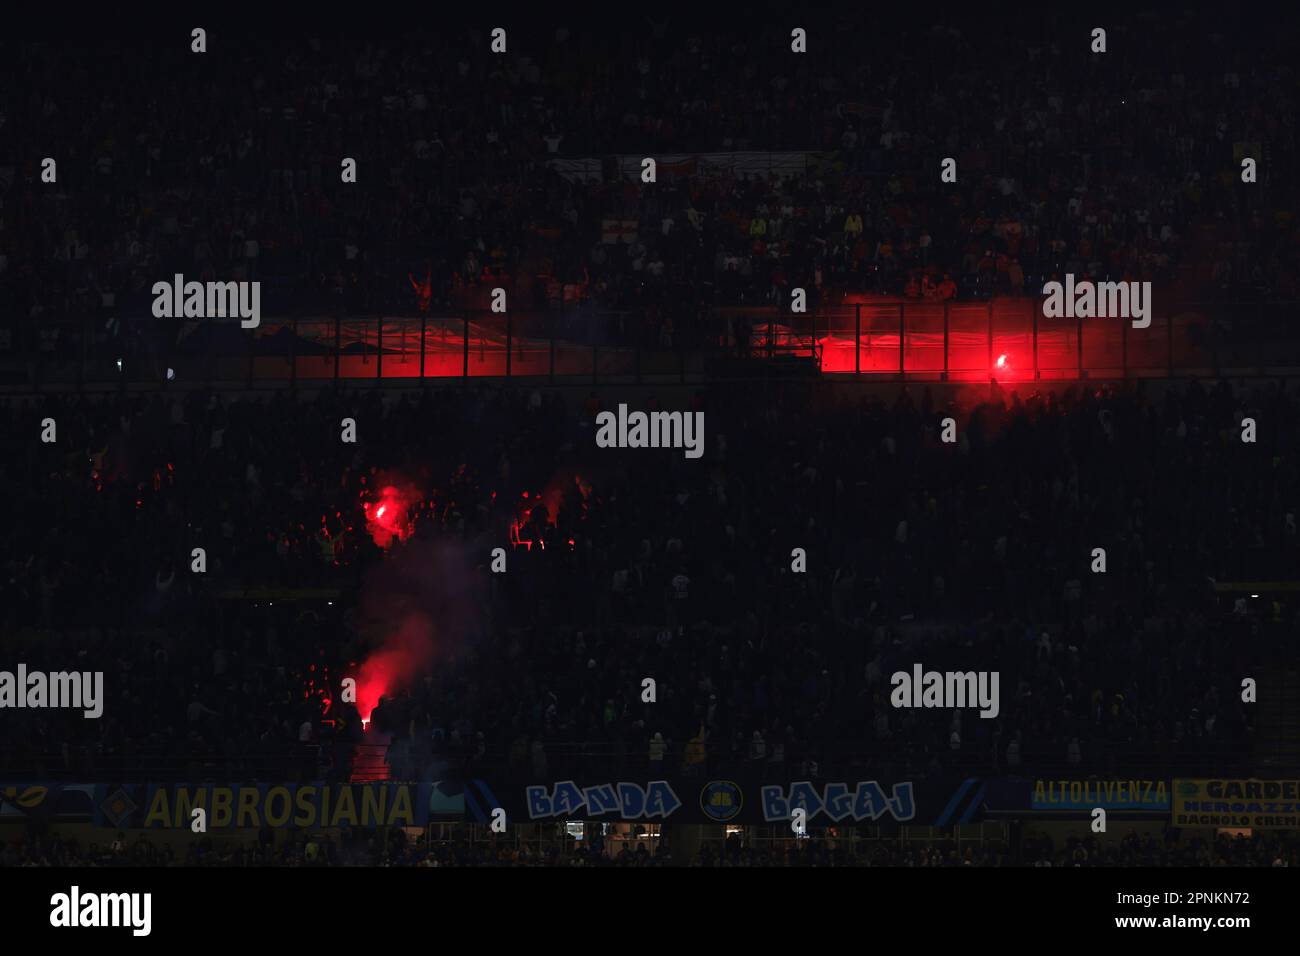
[419,313,427,380]
[463,313,470,378]
[1121,307,1128,378]
[943,301,950,380]
[1031,297,1038,380]
[808,302,814,362]
[987,302,994,379]
[899,302,905,378]
[855,303,861,376]
[1076,309,1084,378]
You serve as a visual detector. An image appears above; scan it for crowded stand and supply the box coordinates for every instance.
[0,377,1292,783]
[2,7,1298,876]
[2,8,1295,350]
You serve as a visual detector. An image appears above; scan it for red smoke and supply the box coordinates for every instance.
[352,610,436,727]
[350,537,481,732]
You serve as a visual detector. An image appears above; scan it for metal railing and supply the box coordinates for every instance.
[1,299,1295,392]
[0,737,1269,782]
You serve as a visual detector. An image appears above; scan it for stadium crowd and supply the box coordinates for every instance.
[0,375,1295,783]
[2,7,1294,361]
[2,9,1299,869]
[5,829,1297,867]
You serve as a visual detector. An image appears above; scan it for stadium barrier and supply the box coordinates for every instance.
[2,300,1296,391]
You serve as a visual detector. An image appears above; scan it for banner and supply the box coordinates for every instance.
[464,776,980,826]
[143,783,430,829]
[0,783,97,822]
[1032,778,1169,811]
[984,778,1169,813]
[754,780,914,825]
[1173,779,1300,829]
[18,782,469,829]
[4,777,988,829]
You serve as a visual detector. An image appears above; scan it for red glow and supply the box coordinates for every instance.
[509,472,590,550]
[362,481,420,548]
[509,518,534,550]
[509,489,557,550]
[541,485,563,524]
[239,296,1158,385]
[354,659,391,727]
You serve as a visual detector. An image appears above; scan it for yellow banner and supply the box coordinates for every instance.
[1172,779,1300,828]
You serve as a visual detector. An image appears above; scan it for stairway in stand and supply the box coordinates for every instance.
[349,733,392,782]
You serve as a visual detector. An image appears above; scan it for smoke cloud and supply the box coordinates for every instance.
[351,535,484,724]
